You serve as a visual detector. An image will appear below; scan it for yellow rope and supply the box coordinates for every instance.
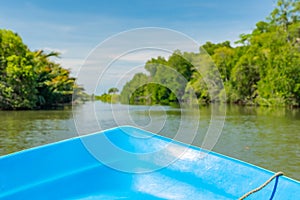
[239,172,284,200]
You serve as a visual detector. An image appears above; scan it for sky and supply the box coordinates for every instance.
[0,0,276,94]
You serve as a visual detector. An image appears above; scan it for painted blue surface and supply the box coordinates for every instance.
[0,126,299,199]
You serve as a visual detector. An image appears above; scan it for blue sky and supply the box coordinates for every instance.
[0,0,275,93]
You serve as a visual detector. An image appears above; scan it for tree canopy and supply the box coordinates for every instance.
[96,88,120,103]
[108,87,119,94]
[120,0,300,107]
[0,29,84,110]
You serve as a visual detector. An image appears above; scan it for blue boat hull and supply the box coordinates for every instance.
[0,126,299,199]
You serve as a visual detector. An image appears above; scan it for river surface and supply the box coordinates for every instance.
[0,101,299,180]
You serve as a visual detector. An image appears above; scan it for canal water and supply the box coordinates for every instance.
[0,101,299,180]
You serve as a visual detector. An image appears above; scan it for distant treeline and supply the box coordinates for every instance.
[119,0,300,107]
[0,30,88,110]
[95,88,119,103]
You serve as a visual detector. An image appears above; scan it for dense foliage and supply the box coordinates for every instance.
[0,29,84,110]
[96,88,119,103]
[120,0,300,107]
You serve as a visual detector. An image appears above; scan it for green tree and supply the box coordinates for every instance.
[120,73,149,104]
[0,29,81,110]
[108,87,119,94]
[0,30,38,109]
[120,0,300,107]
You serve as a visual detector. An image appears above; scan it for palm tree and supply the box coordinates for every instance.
[108,87,119,94]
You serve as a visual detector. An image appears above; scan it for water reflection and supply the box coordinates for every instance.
[0,102,299,180]
[215,105,300,180]
[0,109,76,155]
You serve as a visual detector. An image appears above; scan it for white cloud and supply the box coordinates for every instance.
[108,49,171,64]
[54,58,84,77]
[43,47,68,54]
